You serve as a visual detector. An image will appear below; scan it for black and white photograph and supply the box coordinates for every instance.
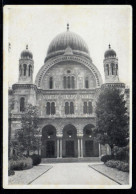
[3,5,132,189]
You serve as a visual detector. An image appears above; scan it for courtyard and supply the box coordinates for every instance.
[8,162,129,188]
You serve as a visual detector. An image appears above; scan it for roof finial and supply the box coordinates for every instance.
[109,44,111,49]
[67,23,69,31]
[26,45,28,50]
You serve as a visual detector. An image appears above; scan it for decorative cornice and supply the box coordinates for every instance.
[36,88,97,95]
[101,83,125,89]
[12,84,37,91]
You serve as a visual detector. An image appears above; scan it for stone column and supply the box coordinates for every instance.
[77,134,83,158]
[57,134,63,158]
[80,138,83,158]
[57,138,60,158]
[78,138,80,158]
[99,143,101,157]
[60,138,62,158]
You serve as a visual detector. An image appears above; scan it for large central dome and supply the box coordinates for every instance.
[45,29,90,62]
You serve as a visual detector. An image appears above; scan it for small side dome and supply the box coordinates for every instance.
[104,44,116,58]
[20,45,33,59]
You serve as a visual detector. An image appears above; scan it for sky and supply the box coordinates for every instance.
[6,5,132,87]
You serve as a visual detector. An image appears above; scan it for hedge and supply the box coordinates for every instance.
[30,154,41,166]
[105,160,129,172]
[9,157,33,171]
[101,155,113,163]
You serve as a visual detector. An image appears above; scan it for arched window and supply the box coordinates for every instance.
[19,65,22,76]
[68,76,70,88]
[64,76,66,89]
[63,76,75,89]
[28,65,32,76]
[85,77,89,88]
[65,102,69,115]
[46,102,50,115]
[51,102,55,115]
[106,64,109,75]
[111,63,114,75]
[83,102,87,114]
[23,64,27,76]
[49,77,53,89]
[116,64,118,75]
[20,97,25,112]
[71,76,75,89]
[88,102,93,114]
[70,102,74,114]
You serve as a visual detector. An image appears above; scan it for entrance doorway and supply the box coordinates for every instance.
[62,124,78,158]
[85,140,93,157]
[42,125,57,158]
[66,141,74,157]
[46,141,55,158]
[83,124,97,157]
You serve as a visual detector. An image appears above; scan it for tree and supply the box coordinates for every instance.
[15,104,40,156]
[94,88,129,149]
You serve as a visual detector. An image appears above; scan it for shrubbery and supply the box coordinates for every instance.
[101,155,113,163]
[113,145,129,162]
[105,160,129,172]
[30,154,41,166]
[9,156,33,171]
[8,161,15,176]
[8,169,15,176]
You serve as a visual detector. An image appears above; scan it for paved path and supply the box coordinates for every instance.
[30,163,118,185]
[8,165,52,185]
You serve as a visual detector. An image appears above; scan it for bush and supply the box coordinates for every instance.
[30,154,41,166]
[9,157,33,171]
[8,169,15,176]
[105,160,120,168]
[8,161,15,176]
[105,160,129,172]
[113,145,129,162]
[101,155,113,163]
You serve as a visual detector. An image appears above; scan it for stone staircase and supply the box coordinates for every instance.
[41,157,101,163]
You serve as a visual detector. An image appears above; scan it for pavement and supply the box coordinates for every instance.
[8,165,52,185]
[30,163,118,185]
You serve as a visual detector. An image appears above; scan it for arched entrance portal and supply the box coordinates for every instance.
[62,125,78,157]
[42,125,57,158]
[83,124,99,157]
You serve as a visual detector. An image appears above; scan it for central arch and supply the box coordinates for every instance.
[62,124,78,158]
[41,125,57,158]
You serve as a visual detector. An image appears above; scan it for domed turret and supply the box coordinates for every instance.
[103,44,119,83]
[45,24,90,62]
[19,45,34,84]
[21,45,33,59]
[104,44,116,58]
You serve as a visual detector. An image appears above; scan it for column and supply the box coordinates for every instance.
[80,138,83,158]
[60,138,62,158]
[57,138,60,158]
[38,132,42,156]
[78,138,80,158]
[99,143,101,157]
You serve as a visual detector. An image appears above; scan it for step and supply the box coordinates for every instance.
[41,157,101,163]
